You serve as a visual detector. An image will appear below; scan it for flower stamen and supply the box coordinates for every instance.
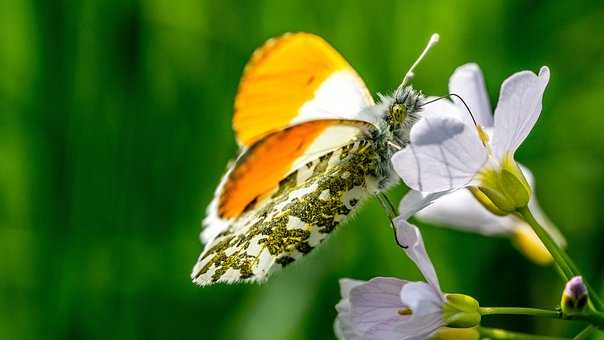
[398,307,413,316]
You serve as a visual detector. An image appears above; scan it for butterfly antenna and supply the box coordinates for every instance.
[398,33,440,90]
[421,94,490,146]
[376,192,408,249]
[421,93,478,127]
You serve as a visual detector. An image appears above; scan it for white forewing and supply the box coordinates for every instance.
[295,71,376,125]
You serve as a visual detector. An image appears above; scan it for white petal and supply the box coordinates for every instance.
[393,220,443,296]
[420,97,464,121]
[449,63,494,127]
[349,278,408,334]
[415,189,517,236]
[398,190,451,220]
[492,66,550,158]
[392,114,488,192]
[400,282,443,317]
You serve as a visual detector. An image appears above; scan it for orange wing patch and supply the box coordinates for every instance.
[233,33,373,147]
[218,120,332,219]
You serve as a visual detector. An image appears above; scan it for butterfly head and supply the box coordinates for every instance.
[378,86,423,146]
[388,86,423,127]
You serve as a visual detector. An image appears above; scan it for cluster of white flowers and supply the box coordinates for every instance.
[335,64,565,340]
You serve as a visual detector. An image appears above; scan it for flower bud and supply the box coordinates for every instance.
[561,276,588,315]
[431,326,479,340]
[443,294,481,328]
[472,154,531,214]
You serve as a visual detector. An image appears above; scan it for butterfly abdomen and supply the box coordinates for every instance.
[192,138,383,285]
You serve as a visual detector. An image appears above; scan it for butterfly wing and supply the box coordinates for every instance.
[233,32,375,147]
[193,33,379,285]
[192,120,382,285]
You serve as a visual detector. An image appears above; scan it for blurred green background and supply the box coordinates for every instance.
[2,0,604,339]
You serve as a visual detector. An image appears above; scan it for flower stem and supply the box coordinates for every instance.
[572,326,596,340]
[479,327,570,340]
[516,206,604,311]
[377,192,397,220]
[479,307,561,318]
[480,306,604,329]
[570,309,604,327]
[516,206,572,280]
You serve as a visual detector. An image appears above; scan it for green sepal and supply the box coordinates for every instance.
[443,294,481,328]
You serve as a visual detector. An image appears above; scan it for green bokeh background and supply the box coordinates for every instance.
[2,0,604,339]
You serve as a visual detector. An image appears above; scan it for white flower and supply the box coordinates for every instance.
[392,64,565,264]
[334,214,479,340]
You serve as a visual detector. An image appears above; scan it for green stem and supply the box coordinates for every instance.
[480,307,561,318]
[479,327,570,340]
[480,306,604,329]
[572,326,595,340]
[516,206,604,311]
[570,309,604,328]
[516,206,572,280]
[376,192,397,220]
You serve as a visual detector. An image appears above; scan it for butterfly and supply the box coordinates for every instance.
[191,32,439,286]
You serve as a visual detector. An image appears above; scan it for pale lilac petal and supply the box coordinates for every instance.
[339,279,366,301]
[334,316,361,340]
[398,190,451,220]
[349,277,408,334]
[449,63,493,127]
[400,282,443,317]
[392,114,488,192]
[393,220,443,296]
[395,312,443,340]
[363,312,442,340]
[336,279,366,315]
[492,66,550,158]
[335,279,368,339]
[415,188,517,236]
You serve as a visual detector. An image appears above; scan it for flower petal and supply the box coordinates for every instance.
[492,66,550,158]
[392,114,488,192]
[340,279,367,301]
[414,188,516,236]
[336,279,367,314]
[420,96,464,121]
[393,219,443,296]
[398,190,451,220]
[365,312,442,340]
[449,63,493,127]
[400,281,443,317]
[334,316,361,340]
[349,278,408,334]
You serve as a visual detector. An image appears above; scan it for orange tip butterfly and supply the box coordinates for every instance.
[192,32,439,286]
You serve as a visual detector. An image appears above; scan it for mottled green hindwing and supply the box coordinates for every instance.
[191,138,381,285]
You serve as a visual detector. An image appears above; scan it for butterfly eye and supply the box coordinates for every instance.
[388,103,408,127]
